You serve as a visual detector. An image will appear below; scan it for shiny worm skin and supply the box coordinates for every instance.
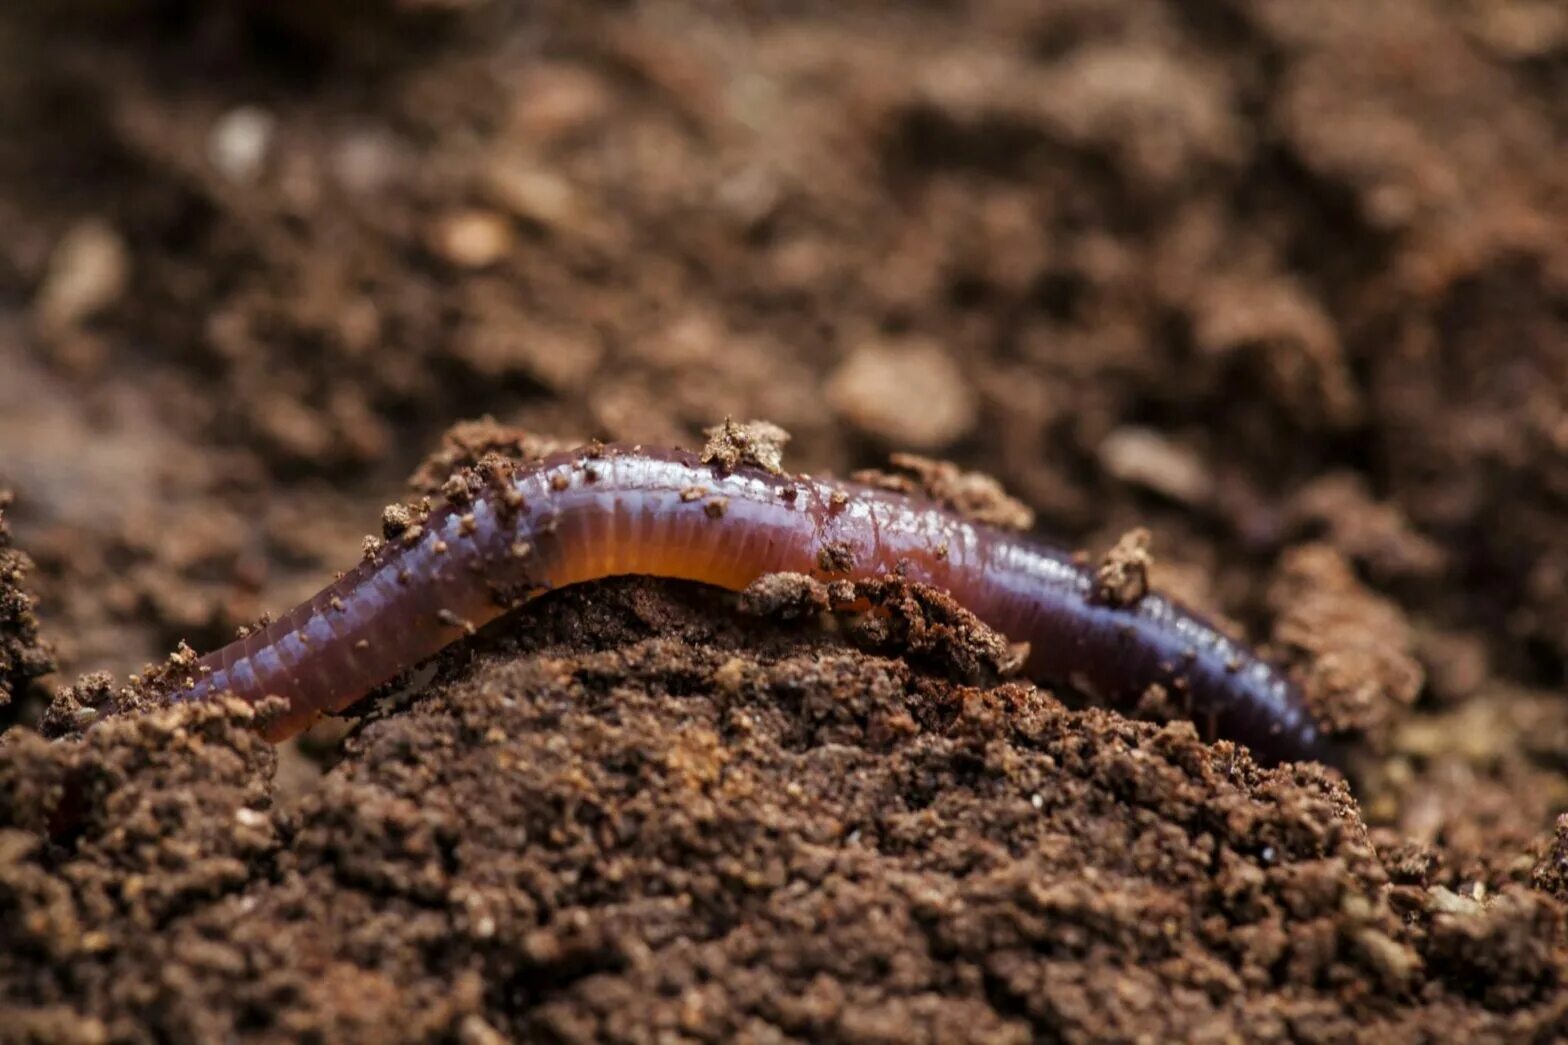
[169,445,1334,766]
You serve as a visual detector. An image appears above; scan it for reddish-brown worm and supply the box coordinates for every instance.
[168,444,1334,766]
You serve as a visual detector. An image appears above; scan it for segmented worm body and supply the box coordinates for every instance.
[172,445,1332,765]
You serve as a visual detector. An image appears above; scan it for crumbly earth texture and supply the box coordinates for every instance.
[2,0,1568,1041]
[2,580,1562,1043]
[0,493,54,709]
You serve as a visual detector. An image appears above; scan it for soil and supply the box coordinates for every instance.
[2,1,1567,1041]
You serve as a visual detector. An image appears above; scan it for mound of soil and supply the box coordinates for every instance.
[2,0,1567,1040]
[2,580,1561,1041]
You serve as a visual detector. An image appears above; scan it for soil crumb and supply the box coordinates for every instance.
[406,418,576,497]
[1091,527,1154,608]
[0,491,54,710]
[1268,544,1424,741]
[853,454,1035,532]
[700,419,791,475]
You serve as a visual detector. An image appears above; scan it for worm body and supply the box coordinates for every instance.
[172,445,1332,765]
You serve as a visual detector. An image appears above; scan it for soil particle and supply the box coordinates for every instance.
[1090,527,1153,608]
[0,492,54,710]
[699,419,791,476]
[840,576,1026,685]
[737,573,833,621]
[1533,816,1568,902]
[1267,544,1424,741]
[852,454,1035,532]
[815,541,857,577]
[406,419,575,498]
[379,502,418,540]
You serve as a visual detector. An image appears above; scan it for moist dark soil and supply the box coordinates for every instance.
[3,1,1567,1041]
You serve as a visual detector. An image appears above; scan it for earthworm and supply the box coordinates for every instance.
[169,445,1334,766]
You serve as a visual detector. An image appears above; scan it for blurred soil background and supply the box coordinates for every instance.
[2,0,1567,1040]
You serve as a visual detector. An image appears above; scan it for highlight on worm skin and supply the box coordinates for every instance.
[166,441,1336,767]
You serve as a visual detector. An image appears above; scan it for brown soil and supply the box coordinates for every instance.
[0,493,54,710]
[2,1,1567,1041]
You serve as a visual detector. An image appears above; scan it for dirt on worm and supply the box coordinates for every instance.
[3,0,1568,1041]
